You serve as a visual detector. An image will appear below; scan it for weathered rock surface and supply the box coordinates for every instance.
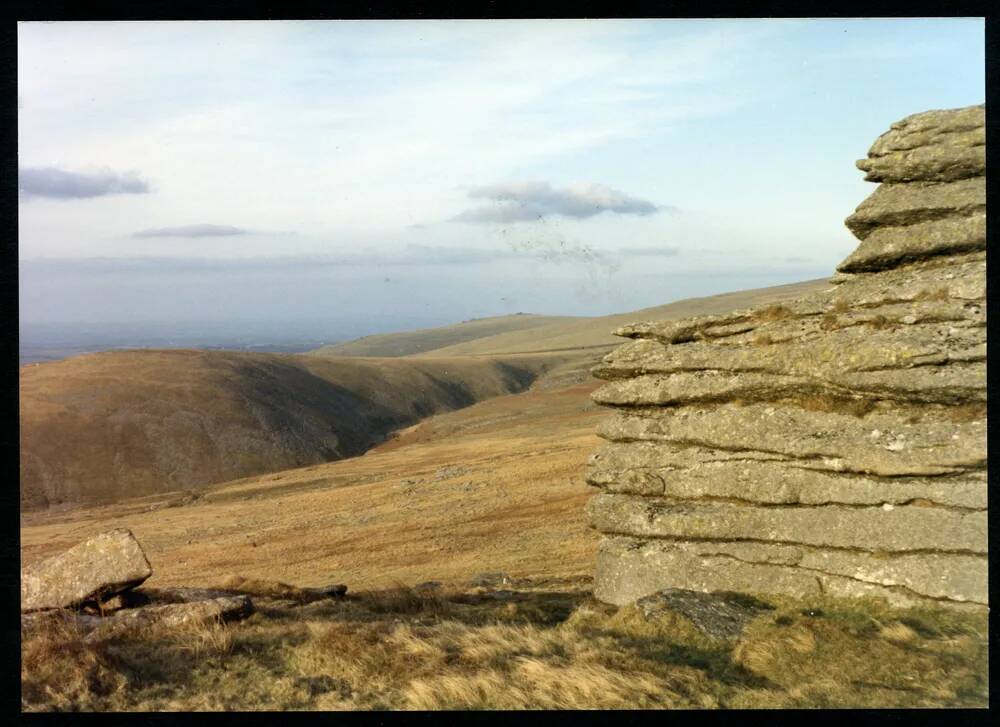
[594,537,986,609]
[587,494,986,554]
[585,105,986,610]
[587,442,986,508]
[635,588,774,639]
[844,177,985,239]
[856,104,985,182]
[20,592,255,638]
[21,528,152,612]
[597,404,985,477]
[838,212,986,273]
[81,595,254,643]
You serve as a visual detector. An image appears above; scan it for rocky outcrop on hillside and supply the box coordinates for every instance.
[586,104,986,610]
[21,529,348,641]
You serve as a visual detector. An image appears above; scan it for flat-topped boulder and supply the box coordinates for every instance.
[856,104,984,182]
[844,176,985,238]
[21,528,152,612]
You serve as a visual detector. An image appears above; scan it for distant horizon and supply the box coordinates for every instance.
[18,19,984,329]
[18,269,833,365]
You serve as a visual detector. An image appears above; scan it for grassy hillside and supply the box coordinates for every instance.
[419,279,831,357]
[19,277,831,512]
[20,380,604,584]
[309,313,578,358]
[21,379,988,710]
[19,349,575,510]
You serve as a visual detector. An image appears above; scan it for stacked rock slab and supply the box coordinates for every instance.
[586,104,986,611]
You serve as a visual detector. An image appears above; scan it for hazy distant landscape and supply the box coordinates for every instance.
[18,18,986,713]
[19,316,463,364]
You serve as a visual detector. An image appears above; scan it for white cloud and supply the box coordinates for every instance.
[17,20,775,258]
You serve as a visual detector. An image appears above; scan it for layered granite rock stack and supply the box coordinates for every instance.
[586,104,986,611]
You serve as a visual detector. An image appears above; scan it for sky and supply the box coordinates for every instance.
[18,19,985,332]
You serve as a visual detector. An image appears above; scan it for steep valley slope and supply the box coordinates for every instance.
[20,380,606,589]
[20,350,575,510]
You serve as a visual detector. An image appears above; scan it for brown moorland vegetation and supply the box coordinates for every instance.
[22,580,988,710]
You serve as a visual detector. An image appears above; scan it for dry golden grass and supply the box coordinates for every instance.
[309,314,577,358]
[357,582,450,615]
[21,383,605,592]
[752,304,794,323]
[866,314,896,330]
[819,312,841,331]
[878,621,920,644]
[723,598,988,708]
[21,586,988,711]
[21,613,127,711]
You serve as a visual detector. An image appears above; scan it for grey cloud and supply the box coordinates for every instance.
[453,181,670,223]
[19,167,150,199]
[133,224,248,239]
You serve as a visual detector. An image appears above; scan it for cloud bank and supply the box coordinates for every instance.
[18,167,150,199]
[453,181,669,224]
[133,224,248,238]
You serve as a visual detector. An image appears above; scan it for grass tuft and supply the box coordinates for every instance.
[865,314,895,330]
[753,305,794,323]
[21,613,126,711]
[819,313,840,331]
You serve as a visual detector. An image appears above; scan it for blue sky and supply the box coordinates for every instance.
[18,19,985,327]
